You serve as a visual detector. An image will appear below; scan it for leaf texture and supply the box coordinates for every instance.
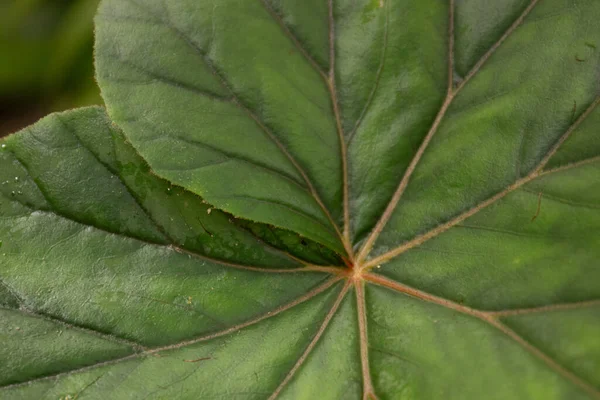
[1,0,600,399]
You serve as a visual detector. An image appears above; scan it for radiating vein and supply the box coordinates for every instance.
[268,280,351,400]
[356,0,541,264]
[456,223,571,240]
[0,277,343,391]
[355,281,378,400]
[455,0,541,93]
[363,95,600,269]
[363,273,600,399]
[172,246,342,275]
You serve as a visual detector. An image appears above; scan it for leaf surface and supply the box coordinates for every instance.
[2,0,600,399]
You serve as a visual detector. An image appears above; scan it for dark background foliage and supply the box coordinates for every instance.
[0,0,100,137]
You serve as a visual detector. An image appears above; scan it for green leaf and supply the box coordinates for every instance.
[3,0,600,399]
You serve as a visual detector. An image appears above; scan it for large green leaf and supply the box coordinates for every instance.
[2,0,600,399]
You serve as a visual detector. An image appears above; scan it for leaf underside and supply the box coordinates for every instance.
[1,0,600,399]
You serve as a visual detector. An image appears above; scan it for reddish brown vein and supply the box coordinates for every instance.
[363,273,485,317]
[268,280,351,399]
[0,277,343,391]
[362,177,529,269]
[363,273,600,399]
[152,277,343,354]
[356,0,541,264]
[355,280,378,400]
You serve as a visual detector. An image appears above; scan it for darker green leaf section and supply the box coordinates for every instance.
[234,218,344,266]
[0,281,21,309]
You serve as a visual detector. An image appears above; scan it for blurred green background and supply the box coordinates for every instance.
[0,0,101,137]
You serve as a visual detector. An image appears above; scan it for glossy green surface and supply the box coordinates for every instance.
[2,0,600,398]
